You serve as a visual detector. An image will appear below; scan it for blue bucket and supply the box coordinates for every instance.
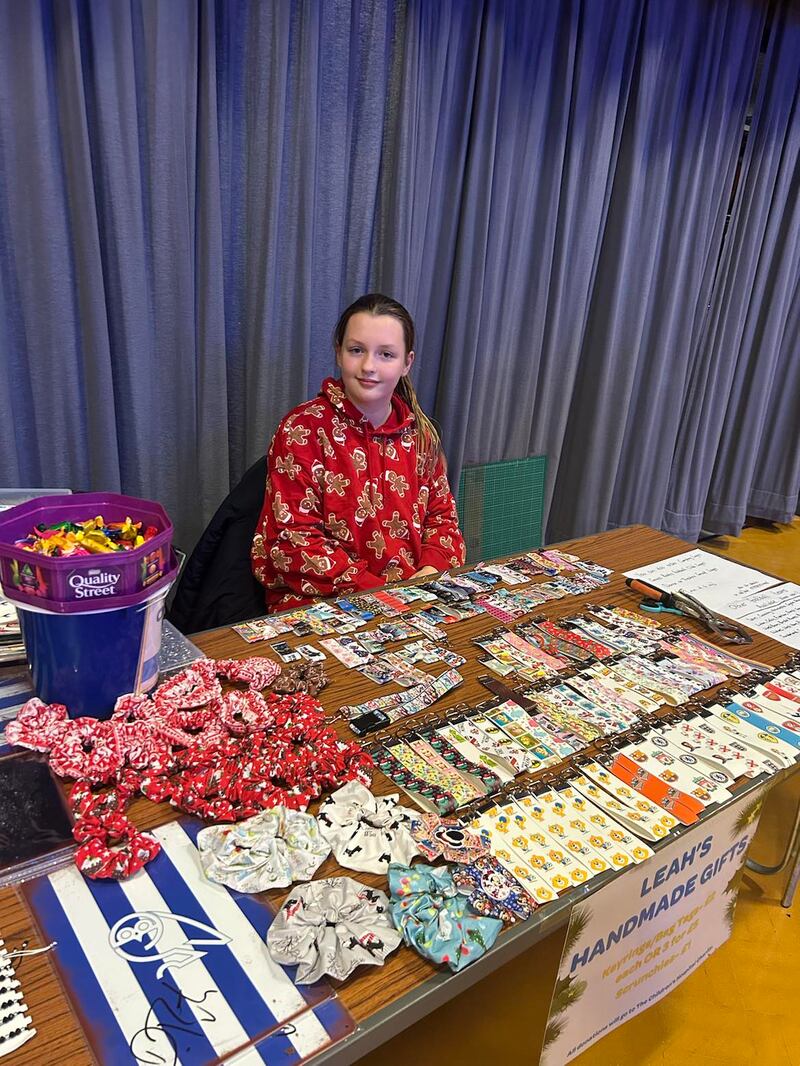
[15,582,173,720]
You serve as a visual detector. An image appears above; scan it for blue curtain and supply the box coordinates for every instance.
[215,0,401,468]
[378,0,646,535]
[0,0,796,551]
[664,0,800,539]
[374,0,769,541]
[0,0,398,548]
[0,0,229,549]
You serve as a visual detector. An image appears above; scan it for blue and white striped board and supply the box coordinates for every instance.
[24,819,355,1065]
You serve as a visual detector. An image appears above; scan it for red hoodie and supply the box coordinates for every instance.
[252,377,466,612]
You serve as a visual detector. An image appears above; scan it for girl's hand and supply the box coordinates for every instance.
[412,565,439,578]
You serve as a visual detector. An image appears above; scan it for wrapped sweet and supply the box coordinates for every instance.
[15,515,157,557]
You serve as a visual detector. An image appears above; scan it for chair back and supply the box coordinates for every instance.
[168,456,268,633]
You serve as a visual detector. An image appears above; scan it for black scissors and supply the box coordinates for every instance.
[625,577,753,645]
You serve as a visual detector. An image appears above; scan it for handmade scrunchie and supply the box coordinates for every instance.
[112,692,157,723]
[4,698,69,752]
[215,657,281,690]
[267,877,402,983]
[48,718,124,784]
[451,855,538,924]
[216,690,276,735]
[113,690,219,758]
[153,661,223,713]
[272,662,329,697]
[317,781,420,875]
[70,780,130,819]
[197,807,330,892]
[74,809,160,880]
[388,862,502,972]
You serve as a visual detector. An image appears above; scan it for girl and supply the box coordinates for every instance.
[252,293,466,611]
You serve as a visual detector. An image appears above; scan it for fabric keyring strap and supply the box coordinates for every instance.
[579,761,681,830]
[584,663,662,712]
[370,745,458,816]
[434,722,516,782]
[517,620,595,662]
[458,712,538,773]
[477,674,537,707]
[608,659,685,706]
[487,700,573,759]
[606,754,701,824]
[500,631,567,671]
[719,701,800,752]
[419,727,504,792]
[469,809,570,897]
[526,692,601,743]
[385,739,478,808]
[513,793,612,875]
[566,674,643,723]
[479,702,564,765]
[551,785,654,864]
[533,618,615,660]
[570,775,667,842]
[404,737,486,803]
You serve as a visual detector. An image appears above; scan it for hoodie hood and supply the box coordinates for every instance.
[320,377,415,437]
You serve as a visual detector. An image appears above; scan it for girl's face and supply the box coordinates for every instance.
[336,312,414,422]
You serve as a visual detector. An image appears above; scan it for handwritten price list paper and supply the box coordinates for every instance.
[625,551,800,649]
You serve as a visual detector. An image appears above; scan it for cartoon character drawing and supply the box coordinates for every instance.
[109,911,231,979]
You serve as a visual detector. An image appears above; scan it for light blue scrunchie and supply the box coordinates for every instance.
[388,862,502,972]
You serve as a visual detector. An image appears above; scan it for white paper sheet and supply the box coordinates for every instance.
[624,549,780,609]
[710,582,800,650]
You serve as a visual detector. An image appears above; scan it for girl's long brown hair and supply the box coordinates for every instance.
[333,293,442,468]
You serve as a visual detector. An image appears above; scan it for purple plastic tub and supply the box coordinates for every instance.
[5,550,180,615]
[0,493,173,612]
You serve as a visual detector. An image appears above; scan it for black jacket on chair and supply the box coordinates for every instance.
[168,456,268,634]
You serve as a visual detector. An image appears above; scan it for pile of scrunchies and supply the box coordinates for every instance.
[6,657,372,881]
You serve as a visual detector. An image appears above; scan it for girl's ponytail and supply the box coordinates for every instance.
[394,375,442,473]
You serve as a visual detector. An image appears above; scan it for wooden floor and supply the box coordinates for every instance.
[360,520,800,1066]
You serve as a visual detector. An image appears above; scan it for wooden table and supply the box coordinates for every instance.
[2,525,796,1065]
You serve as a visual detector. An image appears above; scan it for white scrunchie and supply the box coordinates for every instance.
[267,876,401,983]
[197,807,330,892]
[316,780,420,874]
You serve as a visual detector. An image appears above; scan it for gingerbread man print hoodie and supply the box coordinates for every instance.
[252,378,466,612]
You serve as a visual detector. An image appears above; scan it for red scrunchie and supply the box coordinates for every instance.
[5,697,70,752]
[74,810,161,880]
[49,718,123,784]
